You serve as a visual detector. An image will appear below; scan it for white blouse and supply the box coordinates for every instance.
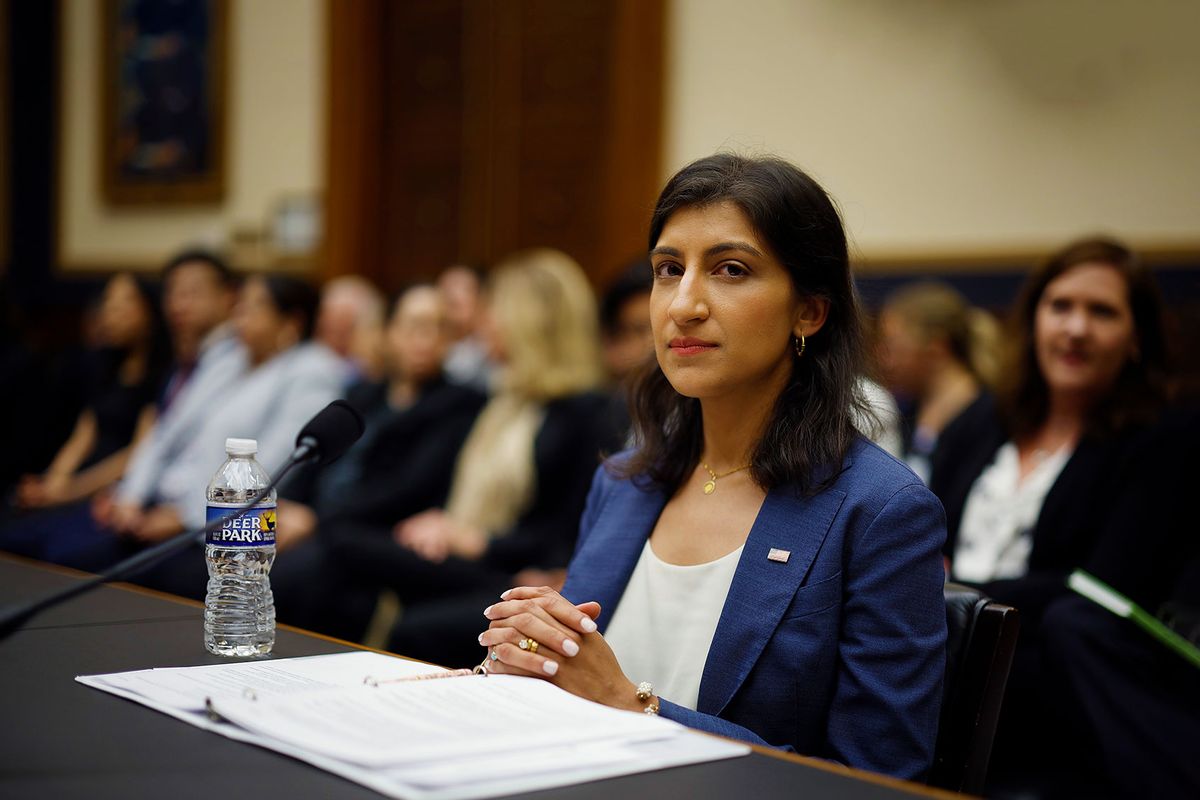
[952,441,1071,583]
[604,540,744,711]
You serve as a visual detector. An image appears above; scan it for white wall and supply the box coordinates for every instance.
[665,0,1200,266]
[57,0,325,271]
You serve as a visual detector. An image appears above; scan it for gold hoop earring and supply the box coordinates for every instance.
[794,334,806,359]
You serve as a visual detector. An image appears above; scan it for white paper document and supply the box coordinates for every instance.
[78,650,443,710]
[77,651,748,800]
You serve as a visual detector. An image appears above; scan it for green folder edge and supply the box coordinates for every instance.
[1068,569,1200,670]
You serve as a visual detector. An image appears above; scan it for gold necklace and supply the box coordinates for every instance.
[700,462,752,495]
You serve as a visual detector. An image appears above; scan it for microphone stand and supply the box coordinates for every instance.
[0,445,315,641]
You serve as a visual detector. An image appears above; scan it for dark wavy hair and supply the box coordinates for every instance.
[261,275,320,340]
[618,154,871,496]
[161,248,237,289]
[998,236,1171,438]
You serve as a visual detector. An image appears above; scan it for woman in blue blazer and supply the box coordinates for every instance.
[477,154,947,782]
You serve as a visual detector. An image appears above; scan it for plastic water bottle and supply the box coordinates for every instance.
[204,437,276,656]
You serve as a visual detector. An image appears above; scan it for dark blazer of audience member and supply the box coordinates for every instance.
[930,237,1171,626]
[1041,407,1199,799]
[479,155,947,781]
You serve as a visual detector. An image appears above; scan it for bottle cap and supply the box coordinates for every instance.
[224,437,258,456]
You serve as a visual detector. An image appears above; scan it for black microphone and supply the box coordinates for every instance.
[0,401,366,640]
[294,399,365,466]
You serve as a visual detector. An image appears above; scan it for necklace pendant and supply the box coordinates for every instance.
[703,480,716,495]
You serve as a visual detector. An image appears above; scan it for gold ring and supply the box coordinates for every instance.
[519,638,539,654]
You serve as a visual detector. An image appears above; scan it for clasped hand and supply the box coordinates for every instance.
[393,509,487,563]
[477,585,643,712]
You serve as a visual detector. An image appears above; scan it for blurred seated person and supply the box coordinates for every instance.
[598,260,654,451]
[0,273,167,563]
[600,260,654,385]
[314,275,386,382]
[877,281,998,482]
[319,249,621,660]
[438,264,495,391]
[68,275,344,597]
[155,250,240,412]
[272,285,486,634]
[1042,407,1199,799]
[478,155,946,780]
[12,273,166,511]
[104,250,241,531]
[928,236,1171,790]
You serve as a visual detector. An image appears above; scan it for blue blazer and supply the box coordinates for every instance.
[562,437,947,781]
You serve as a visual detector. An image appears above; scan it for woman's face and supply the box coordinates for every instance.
[99,274,151,348]
[1034,262,1137,405]
[877,309,933,399]
[649,201,824,403]
[477,300,508,364]
[233,278,289,363]
[386,286,449,383]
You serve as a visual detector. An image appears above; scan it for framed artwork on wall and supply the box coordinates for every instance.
[101,0,227,205]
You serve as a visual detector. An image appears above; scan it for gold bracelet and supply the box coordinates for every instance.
[636,681,659,715]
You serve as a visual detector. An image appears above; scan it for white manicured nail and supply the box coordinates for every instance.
[542,660,558,676]
[500,589,512,599]
[483,605,494,618]
[580,616,597,633]
[477,633,485,645]
[562,639,579,656]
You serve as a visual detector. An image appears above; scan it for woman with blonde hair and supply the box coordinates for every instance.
[320,249,621,662]
[876,280,999,482]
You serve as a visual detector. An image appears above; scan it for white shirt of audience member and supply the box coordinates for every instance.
[952,441,1072,583]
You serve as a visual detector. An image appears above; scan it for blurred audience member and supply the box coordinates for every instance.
[273,284,486,635]
[599,260,654,383]
[156,250,240,411]
[33,275,343,599]
[11,274,166,511]
[1,273,167,560]
[1040,408,1199,799]
[928,236,1171,793]
[438,264,495,391]
[598,260,654,447]
[315,275,386,382]
[105,250,242,538]
[877,281,999,481]
[321,250,618,662]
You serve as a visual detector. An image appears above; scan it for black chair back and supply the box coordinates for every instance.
[929,582,1020,794]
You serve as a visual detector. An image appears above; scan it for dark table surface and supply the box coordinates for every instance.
[0,554,957,799]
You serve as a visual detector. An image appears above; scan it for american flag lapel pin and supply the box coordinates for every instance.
[767,548,791,563]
